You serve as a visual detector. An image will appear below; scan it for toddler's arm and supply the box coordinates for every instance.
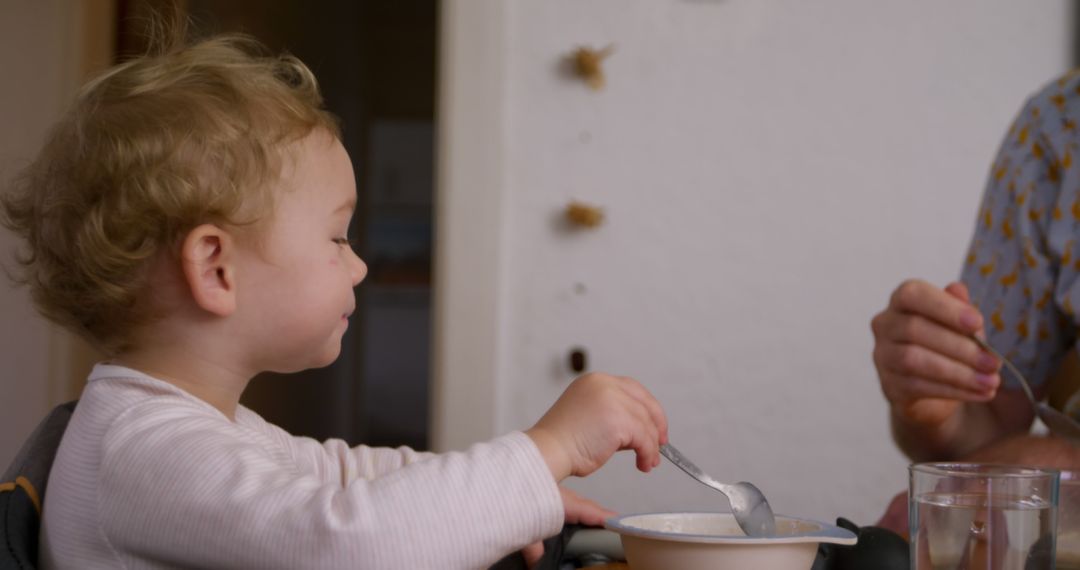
[98,405,561,569]
[246,410,436,481]
[254,371,668,488]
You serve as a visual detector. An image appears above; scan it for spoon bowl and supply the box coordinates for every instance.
[659,443,777,537]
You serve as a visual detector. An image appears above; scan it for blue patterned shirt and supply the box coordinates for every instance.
[961,70,1080,419]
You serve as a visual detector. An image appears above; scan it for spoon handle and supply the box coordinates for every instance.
[659,443,728,494]
[969,334,1038,406]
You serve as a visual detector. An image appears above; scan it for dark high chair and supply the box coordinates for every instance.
[1,401,76,570]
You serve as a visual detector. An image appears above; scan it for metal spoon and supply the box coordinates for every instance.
[971,334,1080,444]
[659,443,777,537]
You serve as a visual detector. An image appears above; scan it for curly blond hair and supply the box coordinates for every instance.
[1,32,339,354]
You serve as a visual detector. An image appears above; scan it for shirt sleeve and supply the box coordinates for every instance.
[961,72,1080,392]
[98,402,564,570]
[238,406,438,482]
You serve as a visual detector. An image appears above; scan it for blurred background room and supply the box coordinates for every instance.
[1,0,1073,526]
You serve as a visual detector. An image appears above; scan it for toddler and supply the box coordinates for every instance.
[0,32,667,569]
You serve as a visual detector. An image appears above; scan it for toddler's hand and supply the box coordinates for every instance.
[560,486,615,527]
[520,487,615,567]
[525,373,668,482]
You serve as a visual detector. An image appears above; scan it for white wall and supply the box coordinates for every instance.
[0,0,109,466]
[437,0,1071,526]
[0,1,73,466]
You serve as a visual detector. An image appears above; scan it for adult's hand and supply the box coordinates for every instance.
[871,280,1000,427]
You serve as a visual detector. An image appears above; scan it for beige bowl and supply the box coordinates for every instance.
[605,512,857,570]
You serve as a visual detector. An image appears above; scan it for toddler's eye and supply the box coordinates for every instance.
[332,237,355,247]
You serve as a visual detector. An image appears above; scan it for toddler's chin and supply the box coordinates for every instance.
[263,343,343,374]
[310,343,343,369]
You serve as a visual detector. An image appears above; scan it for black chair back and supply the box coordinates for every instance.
[1,401,76,570]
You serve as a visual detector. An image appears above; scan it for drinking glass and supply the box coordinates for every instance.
[1059,470,1080,569]
[909,463,1059,570]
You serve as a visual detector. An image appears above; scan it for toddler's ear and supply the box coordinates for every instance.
[180,224,236,317]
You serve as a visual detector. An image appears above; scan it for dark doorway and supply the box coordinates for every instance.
[116,0,437,450]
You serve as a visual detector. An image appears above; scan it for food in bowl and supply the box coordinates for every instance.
[605,512,856,570]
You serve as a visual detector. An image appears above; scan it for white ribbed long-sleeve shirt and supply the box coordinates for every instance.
[39,364,564,569]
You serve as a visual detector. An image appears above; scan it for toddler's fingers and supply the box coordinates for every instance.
[626,404,661,472]
[561,487,615,526]
[617,376,669,444]
[521,542,544,568]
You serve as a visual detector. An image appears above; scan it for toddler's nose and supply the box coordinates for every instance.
[349,249,367,286]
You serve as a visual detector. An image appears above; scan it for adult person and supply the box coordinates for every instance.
[871,70,1080,533]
